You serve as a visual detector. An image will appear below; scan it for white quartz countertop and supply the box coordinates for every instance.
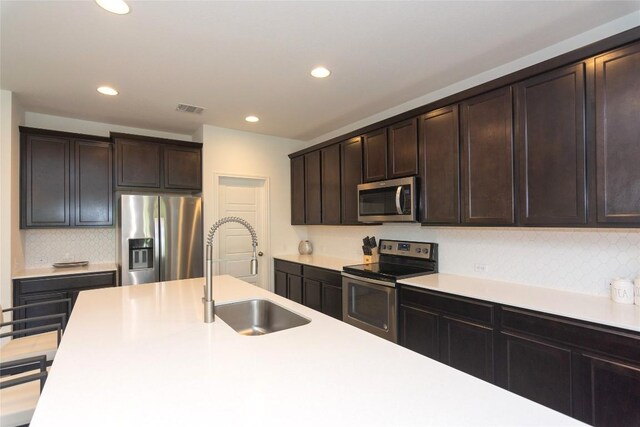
[400,274,640,333]
[31,276,582,427]
[12,263,117,280]
[273,254,360,271]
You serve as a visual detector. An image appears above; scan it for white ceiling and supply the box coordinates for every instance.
[2,1,640,141]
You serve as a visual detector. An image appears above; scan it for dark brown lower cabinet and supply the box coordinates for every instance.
[441,316,494,382]
[399,305,440,360]
[13,271,116,337]
[273,260,343,320]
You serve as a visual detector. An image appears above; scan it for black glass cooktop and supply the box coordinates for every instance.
[342,262,435,282]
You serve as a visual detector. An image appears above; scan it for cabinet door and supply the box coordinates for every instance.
[321,144,341,224]
[388,119,418,178]
[274,270,288,298]
[399,305,440,360]
[363,128,388,182]
[22,135,71,227]
[115,138,161,188]
[321,283,342,320]
[290,156,305,225]
[304,151,322,225]
[15,291,69,337]
[441,316,494,383]
[340,137,363,225]
[303,278,322,312]
[75,140,113,226]
[574,353,640,426]
[419,105,460,224]
[163,145,202,190]
[595,42,640,224]
[516,63,587,225]
[498,332,573,416]
[461,87,515,225]
[288,274,303,304]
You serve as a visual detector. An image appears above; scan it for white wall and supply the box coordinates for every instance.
[200,124,307,291]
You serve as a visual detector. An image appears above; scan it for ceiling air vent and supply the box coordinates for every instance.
[176,103,205,114]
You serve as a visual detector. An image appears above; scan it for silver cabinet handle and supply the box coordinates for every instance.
[395,186,403,215]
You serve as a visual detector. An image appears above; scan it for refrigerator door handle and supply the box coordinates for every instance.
[155,215,162,282]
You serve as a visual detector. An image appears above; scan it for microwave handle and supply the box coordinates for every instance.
[395,186,403,214]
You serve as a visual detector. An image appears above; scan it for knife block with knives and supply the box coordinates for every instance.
[362,236,379,264]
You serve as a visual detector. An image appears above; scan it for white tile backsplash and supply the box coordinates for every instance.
[24,228,115,268]
[306,225,640,296]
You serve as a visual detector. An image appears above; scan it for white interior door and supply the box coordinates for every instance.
[217,176,268,288]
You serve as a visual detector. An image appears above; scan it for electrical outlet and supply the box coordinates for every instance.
[474,263,489,273]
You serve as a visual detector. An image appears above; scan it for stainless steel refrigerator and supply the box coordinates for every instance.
[116,194,203,285]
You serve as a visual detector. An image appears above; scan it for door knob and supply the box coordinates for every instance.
[258,251,264,257]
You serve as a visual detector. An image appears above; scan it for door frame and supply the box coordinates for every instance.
[212,173,271,291]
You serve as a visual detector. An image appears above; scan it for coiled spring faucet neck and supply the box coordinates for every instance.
[204,217,259,323]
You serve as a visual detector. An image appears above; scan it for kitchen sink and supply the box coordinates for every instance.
[216,299,310,336]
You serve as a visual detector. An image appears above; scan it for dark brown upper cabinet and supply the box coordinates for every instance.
[341,137,363,225]
[363,128,388,182]
[163,145,202,190]
[595,41,640,225]
[20,127,113,228]
[321,144,341,225]
[304,150,322,225]
[290,156,305,225]
[113,133,202,193]
[515,63,587,226]
[388,119,419,178]
[75,140,113,226]
[461,87,515,225]
[418,105,460,224]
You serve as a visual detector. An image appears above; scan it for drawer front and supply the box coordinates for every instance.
[500,307,640,363]
[274,259,303,276]
[16,272,116,294]
[302,265,341,285]
[400,286,494,326]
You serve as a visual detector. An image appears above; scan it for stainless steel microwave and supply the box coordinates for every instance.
[357,177,417,222]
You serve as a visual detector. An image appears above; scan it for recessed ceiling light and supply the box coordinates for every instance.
[311,66,331,78]
[95,0,130,15]
[245,116,260,123]
[97,86,119,96]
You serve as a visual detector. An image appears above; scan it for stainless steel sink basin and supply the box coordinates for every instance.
[216,299,310,336]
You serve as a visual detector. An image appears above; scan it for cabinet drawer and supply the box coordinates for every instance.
[16,272,116,294]
[274,260,302,276]
[400,286,494,326]
[302,265,341,285]
[500,307,640,363]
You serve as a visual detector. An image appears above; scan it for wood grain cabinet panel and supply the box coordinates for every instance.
[303,278,322,311]
[441,317,494,383]
[419,105,460,224]
[461,87,515,225]
[75,140,113,226]
[290,156,305,225]
[399,305,440,360]
[516,63,587,225]
[388,119,418,178]
[116,138,161,188]
[595,41,640,224]
[163,145,201,190]
[363,128,388,182]
[321,283,342,320]
[321,144,341,224]
[340,137,363,225]
[288,274,303,304]
[304,151,322,225]
[275,270,288,297]
[22,135,71,227]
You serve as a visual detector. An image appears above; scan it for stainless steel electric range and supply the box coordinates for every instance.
[342,239,438,343]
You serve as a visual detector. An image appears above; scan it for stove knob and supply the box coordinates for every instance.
[416,248,421,253]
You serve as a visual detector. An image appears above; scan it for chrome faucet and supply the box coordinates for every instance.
[204,216,258,323]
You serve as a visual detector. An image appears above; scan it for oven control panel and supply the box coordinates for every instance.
[378,239,434,260]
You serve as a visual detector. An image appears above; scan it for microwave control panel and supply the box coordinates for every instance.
[378,239,434,260]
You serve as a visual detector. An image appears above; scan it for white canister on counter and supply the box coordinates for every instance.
[611,278,634,304]
[635,277,640,306]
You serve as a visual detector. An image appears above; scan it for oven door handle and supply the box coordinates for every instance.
[342,272,396,288]
[395,186,403,214]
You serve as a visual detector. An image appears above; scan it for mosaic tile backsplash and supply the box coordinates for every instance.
[24,228,116,267]
[306,225,640,296]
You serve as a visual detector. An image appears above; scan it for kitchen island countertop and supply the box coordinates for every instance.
[31,276,583,426]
